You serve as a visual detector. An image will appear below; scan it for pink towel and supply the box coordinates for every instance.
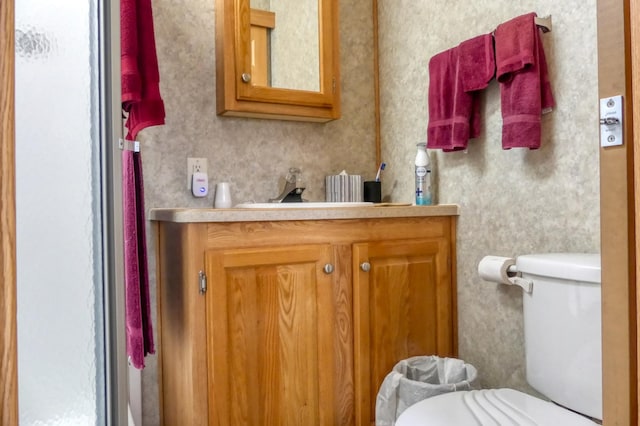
[495,13,555,149]
[123,150,155,369]
[427,34,494,151]
[121,0,165,140]
[427,48,471,151]
[121,0,162,369]
[458,34,496,139]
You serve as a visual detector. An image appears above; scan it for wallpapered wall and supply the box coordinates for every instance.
[378,0,600,393]
[139,0,376,423]
[139,0,600,422]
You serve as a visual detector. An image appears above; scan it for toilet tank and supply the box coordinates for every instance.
[518,253,601,421]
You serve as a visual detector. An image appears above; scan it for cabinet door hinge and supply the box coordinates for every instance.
[332,77,336,94]
[199,271,207,295]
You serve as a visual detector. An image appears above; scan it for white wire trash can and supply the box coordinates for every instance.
[375,356,479,425]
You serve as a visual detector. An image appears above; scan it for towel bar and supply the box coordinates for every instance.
[119,138,140,152]
[534,15,552,33]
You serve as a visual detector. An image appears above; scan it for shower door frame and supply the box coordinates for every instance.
[0,0,128,424]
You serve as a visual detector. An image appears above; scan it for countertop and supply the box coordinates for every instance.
[149,204,459,223]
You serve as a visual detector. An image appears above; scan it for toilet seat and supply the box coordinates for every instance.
[395,389,599,426]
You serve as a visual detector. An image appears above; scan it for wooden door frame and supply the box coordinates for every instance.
[598,0,639,424]
[0,0,18,423]
[632,0,640,422]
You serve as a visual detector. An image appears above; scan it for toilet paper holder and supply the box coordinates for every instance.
[505,265,533,293]
[478,256,533,293]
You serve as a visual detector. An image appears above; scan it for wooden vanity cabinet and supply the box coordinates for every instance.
[353,238,455,425]
[205,244,351,425]
[155,216,457,426]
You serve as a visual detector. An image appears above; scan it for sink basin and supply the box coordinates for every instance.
[234,202,374,209]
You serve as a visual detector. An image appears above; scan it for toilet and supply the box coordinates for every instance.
[396,253,602,425]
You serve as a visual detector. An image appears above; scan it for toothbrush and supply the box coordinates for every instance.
[375,162,386,182]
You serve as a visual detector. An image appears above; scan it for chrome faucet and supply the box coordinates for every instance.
[269,167,306,203]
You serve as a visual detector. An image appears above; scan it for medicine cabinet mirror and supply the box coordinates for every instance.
[215,0,340,122]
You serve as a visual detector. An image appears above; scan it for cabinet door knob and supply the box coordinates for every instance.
[241,73,252,83]
[323,264,334,274]
[360,262,371,272]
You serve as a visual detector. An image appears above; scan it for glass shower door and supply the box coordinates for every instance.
[14,0,112,423]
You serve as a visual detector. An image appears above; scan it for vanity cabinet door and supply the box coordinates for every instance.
[204,243,350,425]
[352,237,455,426]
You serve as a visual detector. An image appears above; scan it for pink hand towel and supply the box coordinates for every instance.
[123,150,155,369]
[495,12,555,149]
[121,0,162,370]
[458,34,496,139]
[427,48,472,151]
[121,0,165,141]
[427,34,494,151]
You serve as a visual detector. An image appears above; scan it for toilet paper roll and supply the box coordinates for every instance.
[478,256,516,284]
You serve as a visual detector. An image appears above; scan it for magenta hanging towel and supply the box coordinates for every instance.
[122,149,154,369]
[494,13,555,150]
[121,0,165,368]
[121,0,165,141]
[426,34,494,152]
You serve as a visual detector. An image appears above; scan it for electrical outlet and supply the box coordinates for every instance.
[187,158,208,189]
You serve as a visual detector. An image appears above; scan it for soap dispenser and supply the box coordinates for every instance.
[415,143,432,205]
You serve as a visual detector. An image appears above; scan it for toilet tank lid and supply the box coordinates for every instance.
[516,253,601,284]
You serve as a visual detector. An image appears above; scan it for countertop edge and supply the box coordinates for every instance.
[149,204,460,223]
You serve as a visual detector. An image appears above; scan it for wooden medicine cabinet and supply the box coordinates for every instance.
[215,0,340,122]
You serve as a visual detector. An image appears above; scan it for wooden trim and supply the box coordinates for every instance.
[249,8,275,29]
[154,222,165,425]
[0,0,18,423]
[157,223,209,425]
[352,242,371,426]
[450,216,458,357]
[204,216,451,248]
[597,0,638,424]
[249,9,276,89]
[372,0,381,168]
[631,0,640,420]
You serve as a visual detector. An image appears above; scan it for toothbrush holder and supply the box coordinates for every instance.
[363,181,381,203]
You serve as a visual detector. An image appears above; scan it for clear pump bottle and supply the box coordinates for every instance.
[415,143,432,205]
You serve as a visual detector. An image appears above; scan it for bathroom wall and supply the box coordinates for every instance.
[138,0,376,423]
[378,0,600,393]
[139,0,599,422]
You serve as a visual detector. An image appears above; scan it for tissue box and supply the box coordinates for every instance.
[325,173,362,202]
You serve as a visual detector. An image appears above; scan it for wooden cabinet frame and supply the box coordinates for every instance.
[215,0,341,121]
[155,216,457,425]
